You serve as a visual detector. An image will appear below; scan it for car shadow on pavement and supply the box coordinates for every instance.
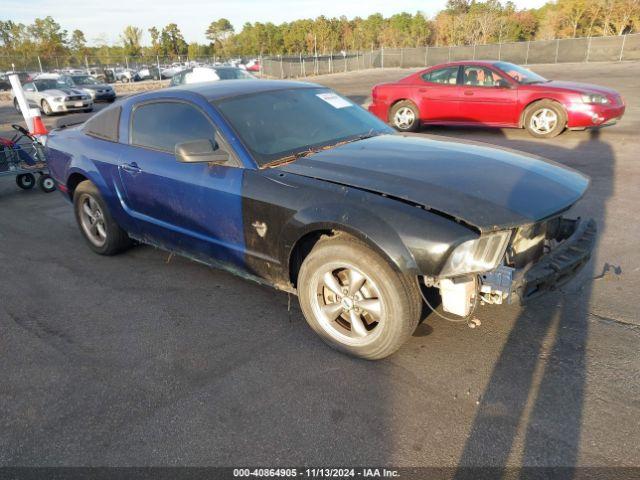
[429,128,614,475]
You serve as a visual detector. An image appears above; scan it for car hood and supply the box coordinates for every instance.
[540,80,620,97]
[277,135,589,232]
[42,88,87,97]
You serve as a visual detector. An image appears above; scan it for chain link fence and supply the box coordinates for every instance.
[262,33,640,79]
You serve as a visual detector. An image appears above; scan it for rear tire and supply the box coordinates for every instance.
[297,234,422,360]
[524,100,566,138]
[73,180,132,255]
[389,100,420,132]
[16,173,35,190]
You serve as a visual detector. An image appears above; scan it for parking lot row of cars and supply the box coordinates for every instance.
[6,62,259,116]
[1,59,261,91]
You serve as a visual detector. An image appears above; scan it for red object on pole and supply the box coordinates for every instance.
[31,114,48,136]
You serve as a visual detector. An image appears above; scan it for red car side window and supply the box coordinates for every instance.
[421,67,459,85]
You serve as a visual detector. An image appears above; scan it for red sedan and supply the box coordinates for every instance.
[368,61,625,138]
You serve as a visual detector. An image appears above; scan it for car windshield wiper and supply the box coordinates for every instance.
[265,147,324,168]
[265,130,384,168]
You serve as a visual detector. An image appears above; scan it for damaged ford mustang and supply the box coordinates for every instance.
[45,80,596,359]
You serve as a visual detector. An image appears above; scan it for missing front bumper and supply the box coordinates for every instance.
[512,218,597,303]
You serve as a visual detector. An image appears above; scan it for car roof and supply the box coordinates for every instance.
[173,79,323,100]
[429,60,506,68]
[36,73,63,79]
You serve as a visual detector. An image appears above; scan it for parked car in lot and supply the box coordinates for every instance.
[169,66,255,86]
[1,71,32,90]
[245,59,261,72]
[133,66,161,81]
[67,74,116,102]
[45,80,596,359]
[12,74,93,115]
[369,61,625,138]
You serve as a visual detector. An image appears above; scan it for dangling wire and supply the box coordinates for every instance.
[416,276,480,323]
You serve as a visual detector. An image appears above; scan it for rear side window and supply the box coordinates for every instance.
[83,106,121,142]
[130,101,215,152]
[421,66,459,85]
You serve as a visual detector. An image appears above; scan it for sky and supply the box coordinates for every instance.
[2,0,549,45]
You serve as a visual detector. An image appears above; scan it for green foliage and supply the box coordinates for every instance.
[160,23,188,57]
[121,25,144,56]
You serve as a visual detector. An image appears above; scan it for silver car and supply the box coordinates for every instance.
[12,76,93,116]
[68,74,116,102]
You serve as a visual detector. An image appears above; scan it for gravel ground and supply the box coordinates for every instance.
[0,62,638,468]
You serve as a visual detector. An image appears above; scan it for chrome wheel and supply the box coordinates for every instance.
[79,194,107,247]
[310,263,385,345]
[393,106,416,130]
[529,108,558,135]
[41,100,52,115]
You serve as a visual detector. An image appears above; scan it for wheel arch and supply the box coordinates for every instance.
[65,172,90,200]
[286,220,419,289]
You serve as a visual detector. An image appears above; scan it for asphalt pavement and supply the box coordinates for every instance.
[0,62,638,468]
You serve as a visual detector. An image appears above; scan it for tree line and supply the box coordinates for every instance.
[1,0,639,66]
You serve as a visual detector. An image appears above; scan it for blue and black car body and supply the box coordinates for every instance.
[44,80,596,359]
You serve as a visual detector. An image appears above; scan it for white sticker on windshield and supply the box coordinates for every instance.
[316,92,352,109]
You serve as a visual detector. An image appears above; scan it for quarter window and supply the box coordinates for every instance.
[421,67,459,85]
[131,101,215,152]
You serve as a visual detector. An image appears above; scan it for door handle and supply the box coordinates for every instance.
[120,162,142,174]
[464,90,474,96]
[418,88,428,92]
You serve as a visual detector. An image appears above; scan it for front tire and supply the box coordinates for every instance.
[73,180,132,255]
[298,234,422,360]
[41,100,53,116]
[389,100,420,132]
[524,100,566,138]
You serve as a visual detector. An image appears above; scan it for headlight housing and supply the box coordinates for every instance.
[52,96,64,102]
[440,231,512,278]
[581,93,609,104]
[85,89,96,98]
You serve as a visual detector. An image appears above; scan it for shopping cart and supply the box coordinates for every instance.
[0,124,55,193]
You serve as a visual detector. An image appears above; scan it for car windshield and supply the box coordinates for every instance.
[214,87,392,166]
[495,62,548,84]
[34,77,73,90]
[215,68,254,80]
[72,75,98,85]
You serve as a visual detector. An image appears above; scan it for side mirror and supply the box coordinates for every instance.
[175,138,229,164]
[496,79,512,89]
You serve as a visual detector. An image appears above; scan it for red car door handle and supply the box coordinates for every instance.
[418,88,428,92]
[464,90,474,96]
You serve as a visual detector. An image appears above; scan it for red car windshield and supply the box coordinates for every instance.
[495,62,548,85]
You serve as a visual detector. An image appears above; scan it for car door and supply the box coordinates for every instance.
[117,99,246,267]
[416,66,462,122]
[457,65,519,125]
